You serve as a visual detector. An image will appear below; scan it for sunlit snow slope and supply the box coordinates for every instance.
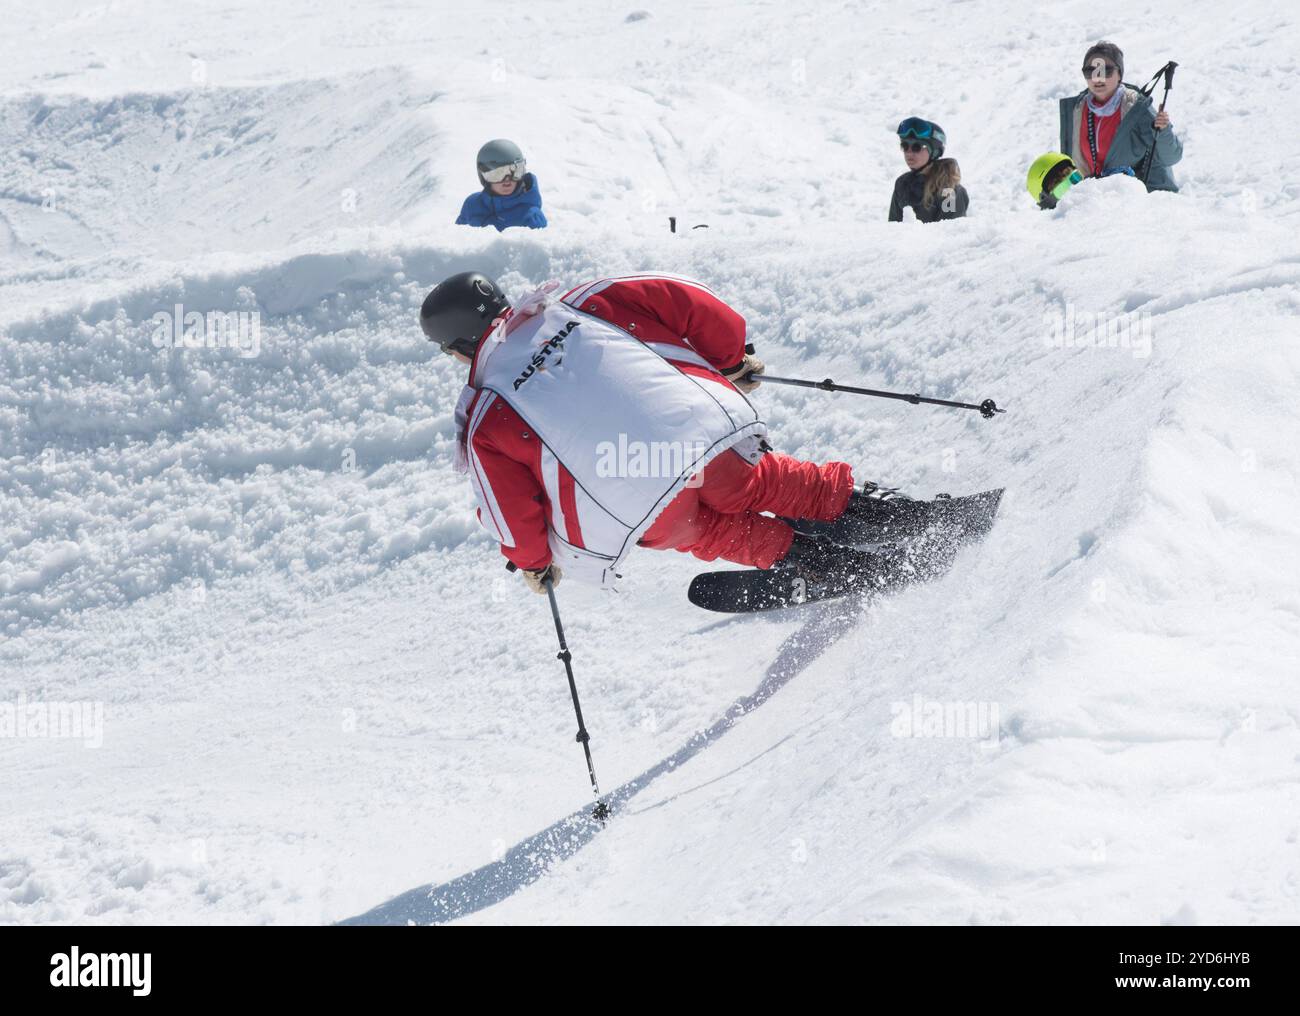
[2,1,1298,925]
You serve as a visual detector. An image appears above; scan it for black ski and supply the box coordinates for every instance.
[688,551,895,612]
[688,488,1003,613]
[783,487,1004,548]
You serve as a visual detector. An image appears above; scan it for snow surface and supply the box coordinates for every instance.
[2,0,1298,924]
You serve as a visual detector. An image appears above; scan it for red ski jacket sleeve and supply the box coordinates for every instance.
[465,275,749,572]
[464,390,552,573]
[563,274,749,374]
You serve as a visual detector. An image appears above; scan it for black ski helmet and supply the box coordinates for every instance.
[925,122,946,160]
[476,138,526,188]
[419,272,510,356]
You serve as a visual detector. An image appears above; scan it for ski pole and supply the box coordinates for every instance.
[1139,61,1178,186]
[751,373,1006,419]
[507,562,610,823]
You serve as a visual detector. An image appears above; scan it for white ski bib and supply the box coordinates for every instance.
[473,298,767,588]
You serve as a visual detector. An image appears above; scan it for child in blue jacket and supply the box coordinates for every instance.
[456,138,547,231]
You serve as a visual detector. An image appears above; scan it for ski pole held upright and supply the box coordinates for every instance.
[1139,61,1178,185]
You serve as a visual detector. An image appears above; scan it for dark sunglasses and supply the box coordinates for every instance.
[900,141,929,153]
[1082,61,1119,78]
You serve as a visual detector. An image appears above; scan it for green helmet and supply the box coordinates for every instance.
[1027,152,1081,209]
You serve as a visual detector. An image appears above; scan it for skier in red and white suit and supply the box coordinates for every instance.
[421,271,856,592]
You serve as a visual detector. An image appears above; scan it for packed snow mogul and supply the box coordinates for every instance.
[455,139,548,231]
[888,118,969,222]
[1058,41,1183,192]
[421,272,1000,610]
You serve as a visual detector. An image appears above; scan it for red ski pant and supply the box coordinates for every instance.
[639,450,854,569]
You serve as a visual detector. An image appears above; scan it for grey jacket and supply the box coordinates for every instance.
[1059,85,1183,192]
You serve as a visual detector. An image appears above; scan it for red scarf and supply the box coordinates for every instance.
[1080,98,1123,177]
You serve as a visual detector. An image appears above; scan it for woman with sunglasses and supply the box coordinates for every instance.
[1057,41,1183,192]
[888,118,969,223]
[456,138,548,231]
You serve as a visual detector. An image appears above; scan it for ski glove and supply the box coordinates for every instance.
[522,563,562,594]
[723,353,765,394]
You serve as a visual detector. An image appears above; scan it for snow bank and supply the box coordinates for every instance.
[2,0,1298,925]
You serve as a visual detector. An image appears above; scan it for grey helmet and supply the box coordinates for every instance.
[476,138,527,188]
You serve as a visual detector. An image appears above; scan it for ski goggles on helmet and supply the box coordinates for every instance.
[897,117,936,140]
[1051,169,1084,198]
[1044,159,1083,200]
[480,159,526,184]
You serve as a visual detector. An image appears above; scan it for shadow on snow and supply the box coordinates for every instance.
[339,597,861,925]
